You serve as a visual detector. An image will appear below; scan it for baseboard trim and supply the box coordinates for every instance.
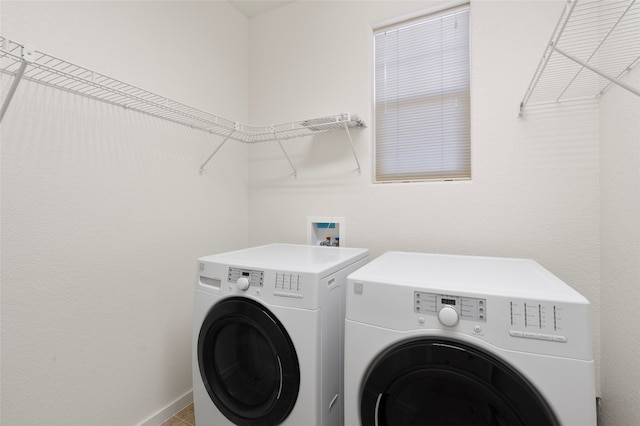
[138,389,194,426]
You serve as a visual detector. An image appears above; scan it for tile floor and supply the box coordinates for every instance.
[160,402,194,426]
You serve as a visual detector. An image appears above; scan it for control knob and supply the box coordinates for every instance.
[237,277,250,291]
[438,306,459,327]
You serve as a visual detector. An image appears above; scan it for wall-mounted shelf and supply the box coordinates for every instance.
[519,0,640,116]
[0,36,366,175]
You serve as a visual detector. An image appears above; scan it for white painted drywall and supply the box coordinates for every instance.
[247,0,601,394]
[0,1,249,424]
[6,0,637,424]
[600,65,640,425]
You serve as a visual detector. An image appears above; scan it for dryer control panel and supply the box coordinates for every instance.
[414,292,487,322]
[228,267,264,288]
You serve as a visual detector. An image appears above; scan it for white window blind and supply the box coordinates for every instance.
[374,5,470,182]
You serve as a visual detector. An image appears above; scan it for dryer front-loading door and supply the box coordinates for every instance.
[198,297,300,426]
[360,339,560,426]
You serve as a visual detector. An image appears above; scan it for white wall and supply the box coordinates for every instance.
[6,0,636,424]
[247,0,601,391]
[0,1,249,424]
[600,65,640,425]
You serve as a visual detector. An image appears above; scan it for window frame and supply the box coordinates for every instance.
[372,2,471,184]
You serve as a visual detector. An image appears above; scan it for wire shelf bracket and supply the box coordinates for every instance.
[519,0,640,116]
[0,36,366,175]
[273,132,298,178]
[0,42,33,122]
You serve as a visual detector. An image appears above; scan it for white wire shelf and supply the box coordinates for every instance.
[0,36,366,175]
[519,0,640,115]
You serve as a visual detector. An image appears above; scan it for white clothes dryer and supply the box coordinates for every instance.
[193,243,368,426]
[344,251,596,426]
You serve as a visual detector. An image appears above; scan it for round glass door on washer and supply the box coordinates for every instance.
[193,243,369,426]
[198,297,300,425]
[344,251,597,426]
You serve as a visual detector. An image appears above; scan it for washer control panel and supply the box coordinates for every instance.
[228,267,264,288]
[414,292,486,323]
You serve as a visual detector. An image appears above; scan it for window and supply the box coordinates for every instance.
[374,4,470,183]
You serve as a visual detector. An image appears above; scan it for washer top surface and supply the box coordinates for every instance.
[199,243,368,275]
[349,251,587,303]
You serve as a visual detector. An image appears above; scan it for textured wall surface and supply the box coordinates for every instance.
[247,0,601,391]
[1,2,249,424]
[600,66,640,425]
[5,0,638,424]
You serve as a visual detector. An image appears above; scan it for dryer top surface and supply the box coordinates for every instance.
[348,251,587,303]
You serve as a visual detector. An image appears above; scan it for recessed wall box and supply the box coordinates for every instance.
[308,217,345,247]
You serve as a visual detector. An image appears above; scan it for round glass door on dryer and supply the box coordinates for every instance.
[197,297,300,425]
[360,338,560,426]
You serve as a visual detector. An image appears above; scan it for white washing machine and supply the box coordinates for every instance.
[193,243,368,426]
[344,251,596,426]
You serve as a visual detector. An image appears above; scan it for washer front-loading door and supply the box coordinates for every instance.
[198,297,300,426]
[361,339,560,426]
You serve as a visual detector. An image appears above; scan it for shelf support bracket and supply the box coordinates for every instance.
[343,122,361,174]
[598,55,640,97]
[553,45,640,99]
[555,0,637,102]
[273,131,298,178]
[0,44,34,123]
[518,0,579,116]
[199,131,235,174]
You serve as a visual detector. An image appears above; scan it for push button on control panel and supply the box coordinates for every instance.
[509,330,568,343]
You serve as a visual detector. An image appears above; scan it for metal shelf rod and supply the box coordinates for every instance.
[519,0,579,116]
[343,122,361,175]
[554,45,640,98]
[199,132,235,175]
[274,133,298,178]
[1,36,367,175]
[555,0,637,102]
[598,54,640,96]
[0,60,26,123]
[519,0,640,115]
[0,45,33,123]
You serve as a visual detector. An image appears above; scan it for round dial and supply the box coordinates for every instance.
[438,306,459,327]
[236,277,250,291]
